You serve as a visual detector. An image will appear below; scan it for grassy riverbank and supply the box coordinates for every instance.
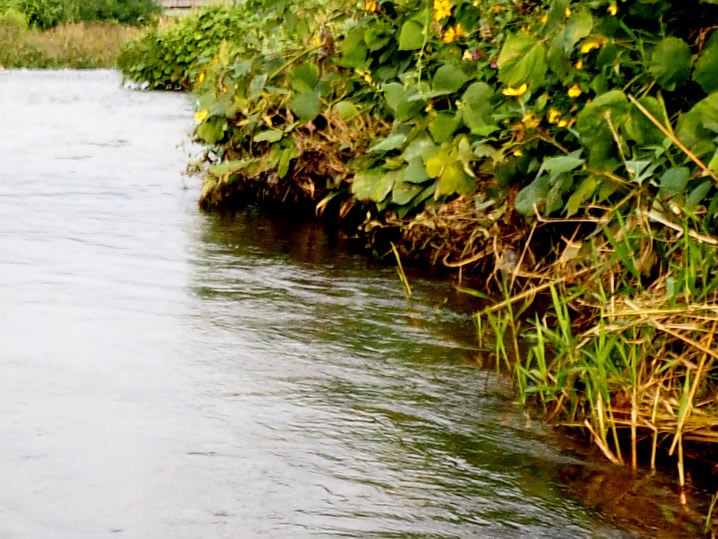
[0,21,141,68]
[0,0,158,68]
[118,0,718,512]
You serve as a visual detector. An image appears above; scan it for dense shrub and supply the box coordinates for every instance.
[1,0,159,29]
[118,1,718,477]
[117,4,281,90]
[77,0,161,26]
[0,7,27,31]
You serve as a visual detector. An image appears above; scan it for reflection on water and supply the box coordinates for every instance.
[0,70,709,538]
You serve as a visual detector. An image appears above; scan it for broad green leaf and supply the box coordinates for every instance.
[364,25,391,51]
[254,129,284,143]
[710,151,718,174]
[677,92,718,158]
[289,90,321,121]
[694,31,718,94]
[648,37,691,91]
[576,90,629,168]
[425,148,451,178]
[565,175,597,217]
[437,162,474,196]
[340,26,368,68]
[515,175,551,216]
[398,20,424,51]
[686,180,712,210]
[626,96,665,145]
[404,157,431,183]
[428,112,460,143]
[402,135,434,162]
[289,63,319,93]
[545,174,574,214]
[383,82,405,111]
[548,34,570,79]
[539,154,584,175]
[209,159,253,176]
[196,118,226,144]
[278,146,298,178]
[248,73,267,99]
[461,82,497,135]
[334,100,359,120]
[396,95,424,121]
[432,64,468,94]
[369,133,407,153]
[497,33,547,90]
[351,169,398,202]
[392,178,425,205]
[563,11,593,53]
[659,167,690,197]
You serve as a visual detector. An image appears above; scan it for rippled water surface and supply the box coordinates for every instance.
[0,71,705,538]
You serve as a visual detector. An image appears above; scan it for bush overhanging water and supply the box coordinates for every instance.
[118,0,718,504]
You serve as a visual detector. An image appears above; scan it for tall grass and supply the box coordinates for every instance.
[477,193,718,504]
[0,22,142,68]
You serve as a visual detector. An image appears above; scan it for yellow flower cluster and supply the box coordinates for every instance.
[567,84,582,98]
[365,0,377,13]
[433,0,452,22]
[547,108,575,128]
[502,83,528,97]
[361,71,373,84]
[442,23,467,43]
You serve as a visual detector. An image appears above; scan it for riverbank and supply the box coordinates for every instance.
[118,0,718,515]
[0,22,141,68]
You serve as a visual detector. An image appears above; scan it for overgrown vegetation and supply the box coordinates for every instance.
[1,0,160,29]
[118,0,718,507]
[0,21,142,68]
[0,0,157,68]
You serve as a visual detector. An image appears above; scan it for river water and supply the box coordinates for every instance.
[0,70,708,538]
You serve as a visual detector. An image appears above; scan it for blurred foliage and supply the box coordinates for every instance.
[0,0,160,29]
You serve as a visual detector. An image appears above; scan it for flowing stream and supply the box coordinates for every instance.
[0,70,707,538]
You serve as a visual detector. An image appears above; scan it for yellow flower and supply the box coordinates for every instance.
[557,119,568,128]
[425,101,434,112]
[490,4,504,13]
[575,60,583,70]
[194,109,209,122]
[462,49,472,61]
[442,27,456,43]
[580,36,607,54]
[361,71,373,84]
[433,0,452,21]
[365,0,377,13]
[522,112,540,129]
[539,14,548,25]
[501,83,528,97]
[513,149,523,157]
[565,6,572,17]
[442,23,466,43]
[567,84,582,98]
[197,71,205,84]
[548,108,561,124]
[312,35,322,46]
[608,3,617,15]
